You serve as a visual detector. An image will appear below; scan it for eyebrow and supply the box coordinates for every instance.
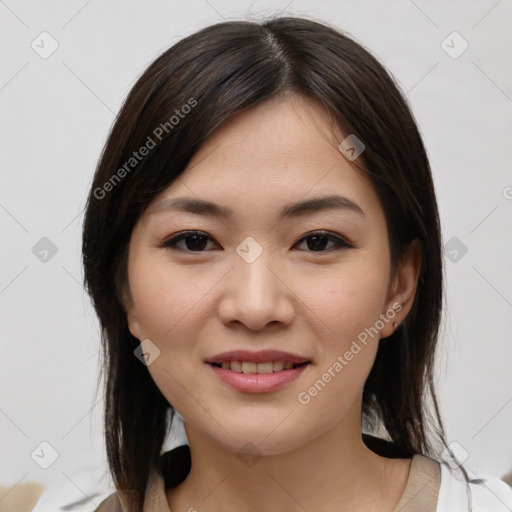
[148,195,366,220]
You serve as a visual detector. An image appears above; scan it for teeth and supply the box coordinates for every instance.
[242,362,257,374]
[216,360,304,373]
[273,361,284,371]
[256,362,274,374]
[231,361,242,373]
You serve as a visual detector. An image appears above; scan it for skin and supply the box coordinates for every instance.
[121,93,422,512]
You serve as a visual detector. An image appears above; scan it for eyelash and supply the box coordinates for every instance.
[160,230,354,253]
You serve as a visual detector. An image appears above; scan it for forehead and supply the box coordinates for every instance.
[144,96,384,227]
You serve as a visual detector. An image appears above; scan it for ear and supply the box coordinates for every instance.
[380,238,422,339]
[119,283,142,341]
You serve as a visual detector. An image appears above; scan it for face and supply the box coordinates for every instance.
[122,94,420,456]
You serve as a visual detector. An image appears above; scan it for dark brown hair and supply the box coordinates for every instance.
[83,15,453,511]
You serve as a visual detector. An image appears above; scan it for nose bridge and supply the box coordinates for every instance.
[235,236,279,304]
[219,236,294,329]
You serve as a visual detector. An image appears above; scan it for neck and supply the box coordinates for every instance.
[166,408,411,512]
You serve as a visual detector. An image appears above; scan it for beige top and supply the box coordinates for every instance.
[95,452,440,512]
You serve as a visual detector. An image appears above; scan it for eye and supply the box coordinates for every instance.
[161,231,218,252]
[161,230,353,253]
[293,231,354,252]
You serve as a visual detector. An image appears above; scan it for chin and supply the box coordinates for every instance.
[205,421,315,458]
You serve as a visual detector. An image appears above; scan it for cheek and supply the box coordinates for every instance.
[128,253,215,340]
[294,270,385,426]
[127,258,209,408]
[295,256,390,345]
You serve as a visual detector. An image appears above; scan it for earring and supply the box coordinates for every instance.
[393,320,400,330]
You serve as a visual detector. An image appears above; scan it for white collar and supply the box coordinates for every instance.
[437,462,512,511]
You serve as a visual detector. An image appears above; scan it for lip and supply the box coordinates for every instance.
[205,350,310,365]
[207,362,310,393]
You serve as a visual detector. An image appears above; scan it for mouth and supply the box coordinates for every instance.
[206,351,312,393]
[205,350,312,375]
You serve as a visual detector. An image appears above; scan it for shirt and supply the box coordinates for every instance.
[92,441,512,512]
[95,445,480,512]
[30,437,512,511]
[96,449,439,511]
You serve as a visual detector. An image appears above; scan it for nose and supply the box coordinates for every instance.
[217,247,295,331]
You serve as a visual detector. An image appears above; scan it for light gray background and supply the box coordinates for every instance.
[1,0,511,499]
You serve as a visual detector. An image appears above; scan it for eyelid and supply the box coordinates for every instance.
[161,230,218,251]
[295,230,354,249]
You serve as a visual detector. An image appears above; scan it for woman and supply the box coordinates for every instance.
[82,16,512,512]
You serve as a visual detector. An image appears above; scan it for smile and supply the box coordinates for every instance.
[207,361,311,393]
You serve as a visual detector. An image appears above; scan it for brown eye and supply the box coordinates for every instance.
[162,231,217,252]
[294,231,353,252]
[161,230,354,253]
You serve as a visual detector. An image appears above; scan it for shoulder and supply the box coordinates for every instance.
[92,445,191,512]
[392,453,440,511]
[437,461,512,511]
[93,491,123,512]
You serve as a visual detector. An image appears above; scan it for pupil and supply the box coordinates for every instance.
[187,235,207,251]
[308,235,328,251]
